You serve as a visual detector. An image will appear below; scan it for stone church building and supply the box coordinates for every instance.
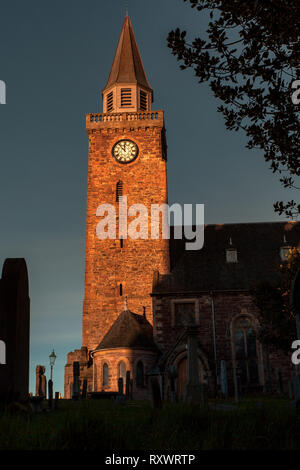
[64,14,300,400]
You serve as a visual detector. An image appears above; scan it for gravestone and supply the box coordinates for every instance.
[184,332,202,403]
[149,376,162,409]
[0,340,5,364]
[0,259,30,403]
[118,377,124,395]
[288,380,293,400]
[201,374,208,405]
[35,365,46,398]
[48,379,53,409]
[129,378,133,400]
[235,367,242,402]
[168,364,178,402]
[292,374,300,406]
[263,347,272,394]
[220,360,228,397]
[81,379,87,399]
[54,392,59,410]
[72,361,80,400]
[115,377,125,405]
[275,368,284,394]
[30,396,43,413]
[125,371,130,399]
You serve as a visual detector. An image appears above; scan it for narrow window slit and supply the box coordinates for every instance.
[116,181,123,202]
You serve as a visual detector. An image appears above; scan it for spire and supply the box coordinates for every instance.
[124,296,128,311]
[103,15,152,94]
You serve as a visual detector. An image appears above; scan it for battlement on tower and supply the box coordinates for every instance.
[86,110,165,131]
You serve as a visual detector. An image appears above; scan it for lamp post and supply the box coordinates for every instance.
[49,349,56,381]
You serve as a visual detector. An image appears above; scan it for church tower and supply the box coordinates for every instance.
[82,14,170,352]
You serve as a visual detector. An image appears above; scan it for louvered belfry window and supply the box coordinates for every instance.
[140,90,148,111]
[116,181,123,202]
[121,88,132,107]
[107,91,113,112]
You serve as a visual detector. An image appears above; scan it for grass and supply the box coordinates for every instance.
[0,397,299,450]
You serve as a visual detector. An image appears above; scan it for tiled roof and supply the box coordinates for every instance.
[95,309,157,350]
[154,222,300,293]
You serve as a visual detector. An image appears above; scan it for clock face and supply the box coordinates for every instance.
[112,139,139,164]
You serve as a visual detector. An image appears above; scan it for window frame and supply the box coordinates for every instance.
[102,362,109,387]
[170,299,200,327]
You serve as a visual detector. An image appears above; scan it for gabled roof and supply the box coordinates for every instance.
[153,221,300,293]
[95,308,157,351]
[103,15,152,93]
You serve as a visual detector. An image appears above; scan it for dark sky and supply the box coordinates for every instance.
[0,0,293,394]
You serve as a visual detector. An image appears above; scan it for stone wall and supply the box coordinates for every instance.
[93,347,158,400]
[82,111,170,351]
[153,291,293,397]
[64,347,93,399]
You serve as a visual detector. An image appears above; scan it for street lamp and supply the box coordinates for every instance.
[49,349,56,381]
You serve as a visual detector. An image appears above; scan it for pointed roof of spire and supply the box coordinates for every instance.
[103,15,152,93]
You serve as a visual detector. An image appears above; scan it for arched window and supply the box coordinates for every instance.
[116,181,123,202]
[118,361,126,382]
[136,361,144,388]
[233,316,259,387]
[120,283,123,296]
[103,363,109,387]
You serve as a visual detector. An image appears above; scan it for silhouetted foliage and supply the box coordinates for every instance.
[252,248,300,353]
[168,1,300,217]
